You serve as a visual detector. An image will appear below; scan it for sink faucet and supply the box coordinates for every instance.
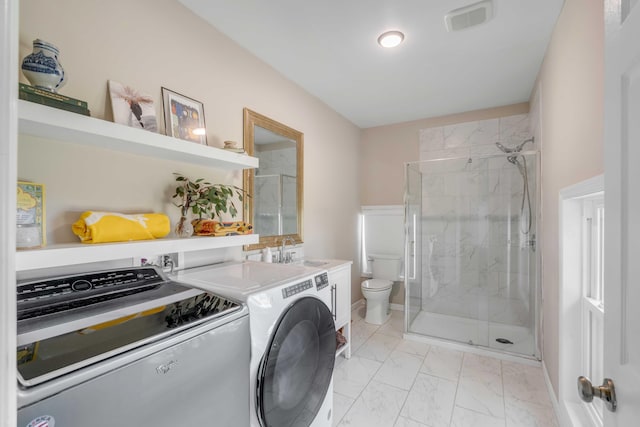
[280,236,296,263]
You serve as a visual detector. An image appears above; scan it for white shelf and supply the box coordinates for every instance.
[17,100,258,271]
[16,234,259,272]
[18,100,258,170]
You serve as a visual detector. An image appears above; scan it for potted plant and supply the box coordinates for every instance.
[172,173,246,237]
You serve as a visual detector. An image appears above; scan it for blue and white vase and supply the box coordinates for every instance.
[21,39,66,93]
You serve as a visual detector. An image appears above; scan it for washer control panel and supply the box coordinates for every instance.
[282,279,313,299]
[314,272,329,291]
[17,267,164,321]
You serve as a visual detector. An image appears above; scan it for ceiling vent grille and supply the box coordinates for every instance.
[444,0,493,32]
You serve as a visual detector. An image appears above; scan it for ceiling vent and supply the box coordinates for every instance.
[444,0,493,32]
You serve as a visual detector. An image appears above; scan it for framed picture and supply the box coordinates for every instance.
[161,87,207,145]
[108,80,157,132]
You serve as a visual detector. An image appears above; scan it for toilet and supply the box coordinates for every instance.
[361,254,402,325]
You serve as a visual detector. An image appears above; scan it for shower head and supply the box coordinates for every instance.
[495,137,535,154]
[514,137,534,152]
[495,142,514,153]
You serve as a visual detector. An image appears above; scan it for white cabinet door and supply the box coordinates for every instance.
[329,265,351,329]
[329,263,352,359]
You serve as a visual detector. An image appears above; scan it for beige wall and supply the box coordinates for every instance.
[18,0,362,283]
[535,0,604,397]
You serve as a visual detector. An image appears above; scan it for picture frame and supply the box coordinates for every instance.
[161,87,207,145]
[108,80,158,132]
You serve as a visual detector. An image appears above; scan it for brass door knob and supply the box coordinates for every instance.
[577,376,617,412]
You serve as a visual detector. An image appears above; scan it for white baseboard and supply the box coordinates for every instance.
[351,299,365,311]
[542,360,565,426]
[351,300,404,312]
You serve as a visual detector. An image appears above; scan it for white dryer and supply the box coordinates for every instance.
[175,261,335,427]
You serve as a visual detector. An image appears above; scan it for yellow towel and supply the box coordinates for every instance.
[72,211,170,244]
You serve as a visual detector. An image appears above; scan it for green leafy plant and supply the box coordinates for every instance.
[172,173,247,220]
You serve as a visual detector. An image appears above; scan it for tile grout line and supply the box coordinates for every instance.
[334,311,377,426]
[447,351,466,426]
[332,390,354,426]
[395,342,432,426]
[501,359,508,427]
[452,354,511,426]
[336,312,386,426]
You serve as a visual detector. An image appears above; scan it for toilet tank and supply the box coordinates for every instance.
[370,254,402,281]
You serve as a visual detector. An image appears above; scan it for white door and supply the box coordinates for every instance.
[599,0,640,424]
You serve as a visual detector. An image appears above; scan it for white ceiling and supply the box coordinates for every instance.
[179,0,564,128]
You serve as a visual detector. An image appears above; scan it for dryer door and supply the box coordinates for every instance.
[257,296,336,427]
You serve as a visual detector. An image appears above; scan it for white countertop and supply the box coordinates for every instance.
[303,259,352,271]
[172,260,323,300]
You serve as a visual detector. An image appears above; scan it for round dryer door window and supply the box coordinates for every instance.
[257,296,336,427]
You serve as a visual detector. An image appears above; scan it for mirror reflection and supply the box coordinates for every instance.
[254,127,298,236]
[243,109,303,250]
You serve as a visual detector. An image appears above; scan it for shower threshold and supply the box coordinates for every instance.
[407,310,537,359]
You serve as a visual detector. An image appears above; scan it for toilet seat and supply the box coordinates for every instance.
[361,279,393,292]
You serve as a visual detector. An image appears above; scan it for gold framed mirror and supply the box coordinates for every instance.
[243,108,303,250]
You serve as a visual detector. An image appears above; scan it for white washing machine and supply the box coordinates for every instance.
[175,261,335,427]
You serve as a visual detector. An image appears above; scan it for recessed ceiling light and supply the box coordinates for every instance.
[377,31,404,48]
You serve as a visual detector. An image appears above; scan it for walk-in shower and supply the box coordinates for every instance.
[404,146,540,358]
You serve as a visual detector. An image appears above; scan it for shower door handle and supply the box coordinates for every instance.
[410,240,416,280]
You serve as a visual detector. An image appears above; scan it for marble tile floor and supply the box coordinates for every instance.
[333,307,558,427]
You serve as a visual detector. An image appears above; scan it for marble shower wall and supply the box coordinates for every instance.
[415,114,536,331]
[255,146,298,236]
[419,114,531,160]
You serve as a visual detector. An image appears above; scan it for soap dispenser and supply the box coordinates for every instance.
[262,247,272,263]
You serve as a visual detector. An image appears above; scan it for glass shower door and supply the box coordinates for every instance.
[405,162,422,329]
[406,157,493,345]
